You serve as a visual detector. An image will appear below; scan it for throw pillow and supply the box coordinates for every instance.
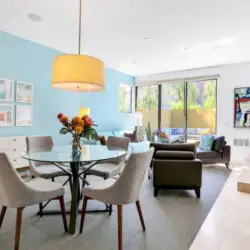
[212,136,225,152]
[199,134,215,151]
[124,130,138,143]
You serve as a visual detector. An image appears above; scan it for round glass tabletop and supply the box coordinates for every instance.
[22,145,126,163]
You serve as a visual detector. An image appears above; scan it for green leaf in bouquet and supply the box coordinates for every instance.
[60,127,69,135]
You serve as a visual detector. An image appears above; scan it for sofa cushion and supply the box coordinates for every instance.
[199,134,214,150]
[150,143,196,153]
[196,148,219,158]
[155,150,195,160]
[212,136,225,152]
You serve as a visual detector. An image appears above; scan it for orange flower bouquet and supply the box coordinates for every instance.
[57,113,99,150]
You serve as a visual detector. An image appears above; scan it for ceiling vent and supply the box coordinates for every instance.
[27,13,43,22]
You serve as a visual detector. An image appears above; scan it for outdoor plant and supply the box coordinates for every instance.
[145,122,153,141]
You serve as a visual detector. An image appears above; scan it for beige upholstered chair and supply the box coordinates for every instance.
[0,153,68,250]
[79,148,154,250]
[26,136,72,216]
[82,136,130,180]
[26,136,71,179]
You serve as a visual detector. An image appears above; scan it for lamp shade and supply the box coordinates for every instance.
[78,107,90,117]
[52,54,105,92]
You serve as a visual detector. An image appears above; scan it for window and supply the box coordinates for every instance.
[136,78,217,144]
[136,85,159,132]
[119,83,132,113]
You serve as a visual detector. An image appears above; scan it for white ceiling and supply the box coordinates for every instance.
[1,0,250,76]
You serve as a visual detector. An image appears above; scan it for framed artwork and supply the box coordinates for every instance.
[0,105,13,126]
[16,82,33,103]
[0,78,14,101]
[234,87,250,127]
[16,105,32,126]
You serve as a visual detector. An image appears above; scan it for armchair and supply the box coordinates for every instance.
[150,143,202,198]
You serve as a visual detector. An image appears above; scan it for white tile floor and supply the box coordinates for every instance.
[190,166,250,250]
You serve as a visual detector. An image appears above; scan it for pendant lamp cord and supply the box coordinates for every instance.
[78,0,82,55]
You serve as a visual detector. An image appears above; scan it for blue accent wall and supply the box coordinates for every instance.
[0,31,134,143]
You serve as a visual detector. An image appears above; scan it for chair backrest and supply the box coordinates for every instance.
[26,136,54,174]
[26,136,53,150]
[0,153,29,207]
[107,136,130,151]
[110,147,154,205]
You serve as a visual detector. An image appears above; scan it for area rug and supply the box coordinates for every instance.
[0,165,231,250]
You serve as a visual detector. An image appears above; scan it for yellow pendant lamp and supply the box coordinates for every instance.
[51,0,105,92]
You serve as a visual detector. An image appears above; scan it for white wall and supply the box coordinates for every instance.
[136,62,250,165]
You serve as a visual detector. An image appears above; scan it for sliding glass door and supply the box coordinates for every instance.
[136,85,159,132]
[135,78,217,144]
[186,79,217,145]
[161,82,185,143]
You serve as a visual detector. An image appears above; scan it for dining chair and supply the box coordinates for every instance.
[82,136,130,180]
[81,136,130,214]
[79,147,154,250]
[0,153,68,250]
[26,136,72,216]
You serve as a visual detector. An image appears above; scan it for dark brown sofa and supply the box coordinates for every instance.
[149,143,202,198]
[196,136,231,168]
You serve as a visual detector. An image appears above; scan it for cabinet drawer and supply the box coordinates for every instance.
[10,158,29,169]
[13,137,26,148]
[0,149,25,159]
[0,137,26,150]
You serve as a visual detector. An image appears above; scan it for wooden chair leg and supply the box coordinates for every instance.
[117,205,123,250]
[14,207,24,250]
[58,196,68,233]
[79,196,88,234]
[135,200,146,231]
[0,206,7,228]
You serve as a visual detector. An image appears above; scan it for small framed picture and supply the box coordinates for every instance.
[0,104,13,126]
[16,81,33,103]
[16,105,32,126]
[0,78,14,102]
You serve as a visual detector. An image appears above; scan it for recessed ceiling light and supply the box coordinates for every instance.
[27,13,43,22]
[144,37,152,41]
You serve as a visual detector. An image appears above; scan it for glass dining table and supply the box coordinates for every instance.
[22,144,126,234]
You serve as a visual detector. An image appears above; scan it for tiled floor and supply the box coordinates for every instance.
[190,165,250,250]
[0,166,229,250]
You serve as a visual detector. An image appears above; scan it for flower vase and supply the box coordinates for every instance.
[72,139,81,151]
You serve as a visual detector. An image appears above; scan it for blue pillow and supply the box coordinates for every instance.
[171,128,181,135]
[199,134,214,151]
